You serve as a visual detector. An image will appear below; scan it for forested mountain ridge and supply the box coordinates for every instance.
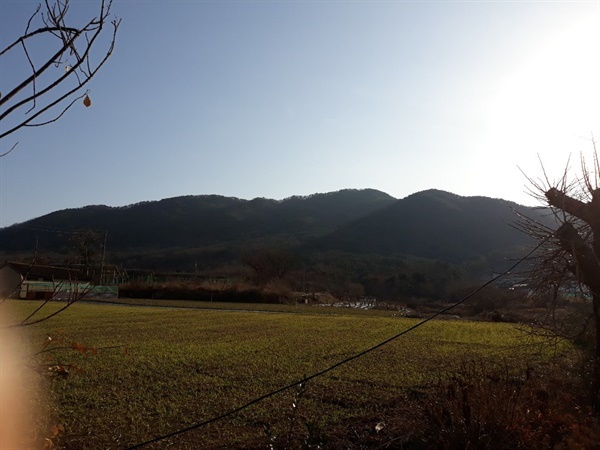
[308,189,551,271]
[0,188,550,273]
[0,189,396,259]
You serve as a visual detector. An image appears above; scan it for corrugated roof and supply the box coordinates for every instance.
[1,261,90,281]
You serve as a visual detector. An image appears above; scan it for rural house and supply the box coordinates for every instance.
[0,261,92,300]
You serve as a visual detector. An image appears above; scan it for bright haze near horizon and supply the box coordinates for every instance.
[0,0,599,227]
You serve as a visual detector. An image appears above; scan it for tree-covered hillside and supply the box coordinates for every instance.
[0,189,396,266]
[0,188,549,284]
[309,189,552,274]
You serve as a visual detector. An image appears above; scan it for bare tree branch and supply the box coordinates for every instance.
[0,0,118,327]
[0,142,19,158]
[0,0,120,152]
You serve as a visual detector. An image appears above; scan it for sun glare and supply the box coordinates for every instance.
[486,12,600,176]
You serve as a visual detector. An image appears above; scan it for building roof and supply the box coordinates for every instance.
[1,261,90,281]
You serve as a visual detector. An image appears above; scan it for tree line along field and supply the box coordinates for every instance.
[8,300,583,449]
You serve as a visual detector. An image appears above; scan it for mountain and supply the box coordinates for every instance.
[0,189,396,264]
[0,188,551,273]
[309,189,551,267]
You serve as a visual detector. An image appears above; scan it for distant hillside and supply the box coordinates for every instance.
[0,189,396,263]
[306,189,553,273]
[0,188,553,274]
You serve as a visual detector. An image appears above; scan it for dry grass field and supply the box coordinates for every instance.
[6,300,590,449]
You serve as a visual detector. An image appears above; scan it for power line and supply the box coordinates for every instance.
[126,238,548,449]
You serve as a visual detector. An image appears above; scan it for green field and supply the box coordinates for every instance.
[8,300,568,449]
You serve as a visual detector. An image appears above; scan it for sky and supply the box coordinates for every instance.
[0,0,599,227]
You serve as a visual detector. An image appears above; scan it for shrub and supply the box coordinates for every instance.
[118,280,293,303]
[420,358,600,449]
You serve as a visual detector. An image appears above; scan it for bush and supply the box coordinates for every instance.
[118,280,293,304]
[419,358,600,449]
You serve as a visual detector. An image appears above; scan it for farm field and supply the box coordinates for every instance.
[8,300,571,449]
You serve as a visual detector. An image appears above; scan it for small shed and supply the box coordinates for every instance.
[0,262,89,300]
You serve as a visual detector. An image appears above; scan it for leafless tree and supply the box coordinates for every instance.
[517,143,600,409]
[0,0,118,325]
[0,0,120,156]
[70,228,105,279]
[242,248,296,286]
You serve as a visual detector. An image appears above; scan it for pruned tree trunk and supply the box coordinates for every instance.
[594,293,600,409]
[546,189,600,410]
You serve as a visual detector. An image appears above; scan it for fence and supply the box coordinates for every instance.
[20,281,119,300]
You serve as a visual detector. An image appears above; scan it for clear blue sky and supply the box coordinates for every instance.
[0,0,599,227]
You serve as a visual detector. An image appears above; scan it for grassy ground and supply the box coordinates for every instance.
[7,300,574,449]
[81,297,402,316]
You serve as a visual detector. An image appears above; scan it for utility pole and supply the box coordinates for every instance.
[100,230,108,285]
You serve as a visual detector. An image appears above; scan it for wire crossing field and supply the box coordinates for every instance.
[10,301,565,449]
